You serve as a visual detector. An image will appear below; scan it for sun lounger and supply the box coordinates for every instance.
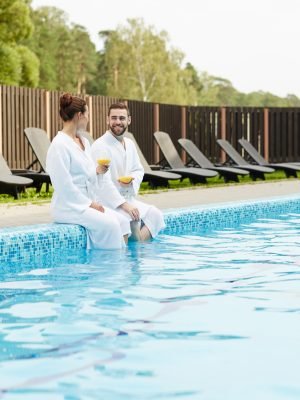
[153,131,218,183]
[0,154,33,198]
[124,132,182,187]
[21,127,52,192]
[178,138,249,182]
[239,138,300,178]
[24,127,51,172]
[216,139,275,180]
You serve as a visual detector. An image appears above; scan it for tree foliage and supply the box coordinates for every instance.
[0,0,33,43]
[17,45,39,86]
[92,19,197,104]
[1,5,300,107]
[26,6,96,93]
[0,0,39,86]
[90,18,300,107]
[0,44,21,85]
[189,71,300,107]
[70,24,97,94]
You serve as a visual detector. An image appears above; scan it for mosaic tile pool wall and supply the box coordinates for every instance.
[1,195,300,264]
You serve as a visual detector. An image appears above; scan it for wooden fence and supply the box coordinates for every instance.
[1,84,300,171]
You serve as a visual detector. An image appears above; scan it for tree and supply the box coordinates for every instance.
[0,0,39,86]
[70,24,97,94]
[194,72,239,106]
[0,45,21,85]
[86,49,107,95]
[285,94,300,107]
[26,6,71,90]
[86,30,112,95]
[17,45,39,86]
[26,6,97,93]
[93,18,196,104]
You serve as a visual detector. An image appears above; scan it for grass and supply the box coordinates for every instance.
[139,170,293,194]
[0,170,295,204]
[0,186,53,205]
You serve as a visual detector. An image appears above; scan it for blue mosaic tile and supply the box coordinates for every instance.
[0,223,86,264]
[1,194,300,263]
[163,194,300,234]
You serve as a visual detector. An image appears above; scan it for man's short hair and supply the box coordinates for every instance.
[108,102,130,116]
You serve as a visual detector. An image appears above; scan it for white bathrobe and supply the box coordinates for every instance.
[91,131,165,238]
[46,131,130,249]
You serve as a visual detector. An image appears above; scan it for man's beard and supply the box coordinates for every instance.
[109,125,127,136]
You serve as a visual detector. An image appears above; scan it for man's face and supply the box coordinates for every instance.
[107,108,131,136]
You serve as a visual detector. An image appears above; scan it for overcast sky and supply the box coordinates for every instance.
[32,0,300,97]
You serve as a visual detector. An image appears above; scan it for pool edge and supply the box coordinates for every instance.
[2,194,300,263]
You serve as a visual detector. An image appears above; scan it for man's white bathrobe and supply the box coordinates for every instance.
[46,131,130,249]
[91,131,165,238]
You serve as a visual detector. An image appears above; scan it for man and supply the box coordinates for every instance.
[91,102,165,241]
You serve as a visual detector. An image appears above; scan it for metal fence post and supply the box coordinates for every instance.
[220,107,226,163]
[45,90,51,139]
[264,108,269,162]
[181,106,186,163]
[88,96,93,138]
[153,103,159,164]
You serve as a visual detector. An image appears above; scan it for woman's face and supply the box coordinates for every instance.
[77,106,89,131]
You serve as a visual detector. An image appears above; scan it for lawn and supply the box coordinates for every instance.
[0,170,295,204]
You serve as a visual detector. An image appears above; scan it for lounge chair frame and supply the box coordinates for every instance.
[23,127,52,192]
[239,138,300,178]
[178,138,249,183]
[153,131,218,183]
[216,139,275,180]
[0,154,33,199]
[125,132,182,187]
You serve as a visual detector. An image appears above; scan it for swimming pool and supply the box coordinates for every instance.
[1,196,300,399]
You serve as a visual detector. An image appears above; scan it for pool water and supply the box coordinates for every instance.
[1,213,300,399]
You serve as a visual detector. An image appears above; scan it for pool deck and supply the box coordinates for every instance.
[1,179,300,228]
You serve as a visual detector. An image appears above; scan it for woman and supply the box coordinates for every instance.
[46,93,130,249]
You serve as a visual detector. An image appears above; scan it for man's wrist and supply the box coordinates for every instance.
[119,201,128,210]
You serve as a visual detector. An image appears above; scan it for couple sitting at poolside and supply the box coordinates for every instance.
[46,94,165,250]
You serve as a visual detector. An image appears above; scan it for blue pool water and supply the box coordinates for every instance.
[1,210,300,399]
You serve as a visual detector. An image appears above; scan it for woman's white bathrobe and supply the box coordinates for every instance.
[91,131,165,238]
[46,131,130,249]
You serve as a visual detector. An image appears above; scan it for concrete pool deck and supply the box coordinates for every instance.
[0,179,300,228]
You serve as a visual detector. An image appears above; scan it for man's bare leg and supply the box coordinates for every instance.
[130,221,152,241]
[130,221,142,241]
[140,225,151,241]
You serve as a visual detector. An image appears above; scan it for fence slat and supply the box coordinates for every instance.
[1,85,300,169]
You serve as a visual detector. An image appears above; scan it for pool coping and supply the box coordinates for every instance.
[1,194,300,264]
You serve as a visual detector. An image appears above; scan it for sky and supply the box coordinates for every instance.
[32,0,300,98]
